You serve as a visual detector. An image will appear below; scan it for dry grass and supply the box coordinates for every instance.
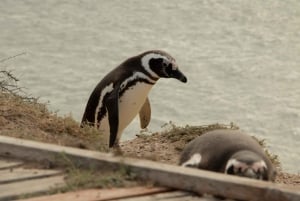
[47,153,140,194]
[0,92,108,151]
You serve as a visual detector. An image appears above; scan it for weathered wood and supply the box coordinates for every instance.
[17,187,170,201]
[0,160,23,170]
[0,135,299,201]
[0,175,65,201]
[0,167,62,184]
[118,191,217,201]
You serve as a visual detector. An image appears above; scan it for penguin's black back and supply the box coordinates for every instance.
[179,129,272,172]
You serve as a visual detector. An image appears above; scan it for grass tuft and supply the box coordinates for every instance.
[48,153,139,194]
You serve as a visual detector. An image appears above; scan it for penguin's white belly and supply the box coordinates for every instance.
[117,83,153,139]
[98,82,153,144]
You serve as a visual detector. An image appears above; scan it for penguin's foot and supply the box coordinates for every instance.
[111,144,123,156]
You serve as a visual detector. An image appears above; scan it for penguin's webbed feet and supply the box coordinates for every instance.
[110,143,123,156]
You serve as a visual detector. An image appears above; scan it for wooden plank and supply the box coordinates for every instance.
[0,160,23,170]
[0,175,65,201]
[0,167,62,184]
[117,191,217,201]
[17,186,170,201]
[0,135,299,201]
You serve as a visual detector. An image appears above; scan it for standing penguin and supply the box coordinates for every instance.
[179,129,276,181]
[81,50,187,148]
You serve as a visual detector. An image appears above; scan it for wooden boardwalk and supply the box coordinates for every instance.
[0,157,217,201]
[0,135,299,201]
[18,187,218,201]
[0,158,65,201]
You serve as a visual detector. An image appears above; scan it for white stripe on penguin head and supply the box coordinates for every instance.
[141,53,169,79]
[120,72,156,91]
[225,159,240,173]
[181,153,202,167]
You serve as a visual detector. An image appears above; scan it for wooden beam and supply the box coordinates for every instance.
[18,187,171,201]
[118,191,214,201]
[0,167,62,184]
[0,175,65,201]
[0,160,23,170]
[0,135,299,201]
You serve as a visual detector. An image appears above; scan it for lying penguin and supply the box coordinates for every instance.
[81,50,187,148]
[179,129,276,181]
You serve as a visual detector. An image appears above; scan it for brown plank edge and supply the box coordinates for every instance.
[17,186,171,201]
[0,135,299,201]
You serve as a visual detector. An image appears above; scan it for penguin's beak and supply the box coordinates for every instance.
[171,69,187,83]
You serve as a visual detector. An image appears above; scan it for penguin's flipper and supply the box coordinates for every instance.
[139,97,151,129]
[106,87,120,148]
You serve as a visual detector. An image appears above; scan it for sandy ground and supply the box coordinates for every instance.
[0,92,299,187]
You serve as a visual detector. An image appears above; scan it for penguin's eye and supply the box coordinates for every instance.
[149,58,163,68]
[165,64,174,75]
[226,165,235,175]
[162,62,168,67]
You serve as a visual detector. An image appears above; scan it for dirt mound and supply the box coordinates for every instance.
[121,123,239,164]
[0,92,104,150]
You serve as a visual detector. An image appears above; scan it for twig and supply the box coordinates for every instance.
[0,52,26,63]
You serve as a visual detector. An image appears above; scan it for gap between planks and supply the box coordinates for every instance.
[0,175,65,201]
[0,158,65,201]
[0,167,62,184]
[0,160,23,170]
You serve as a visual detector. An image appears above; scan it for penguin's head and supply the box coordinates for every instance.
[225,150,270,181]
[141,50,187,83]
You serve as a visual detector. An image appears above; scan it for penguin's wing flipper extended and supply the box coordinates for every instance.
[106,87,119,147]
[139,97,151,129]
